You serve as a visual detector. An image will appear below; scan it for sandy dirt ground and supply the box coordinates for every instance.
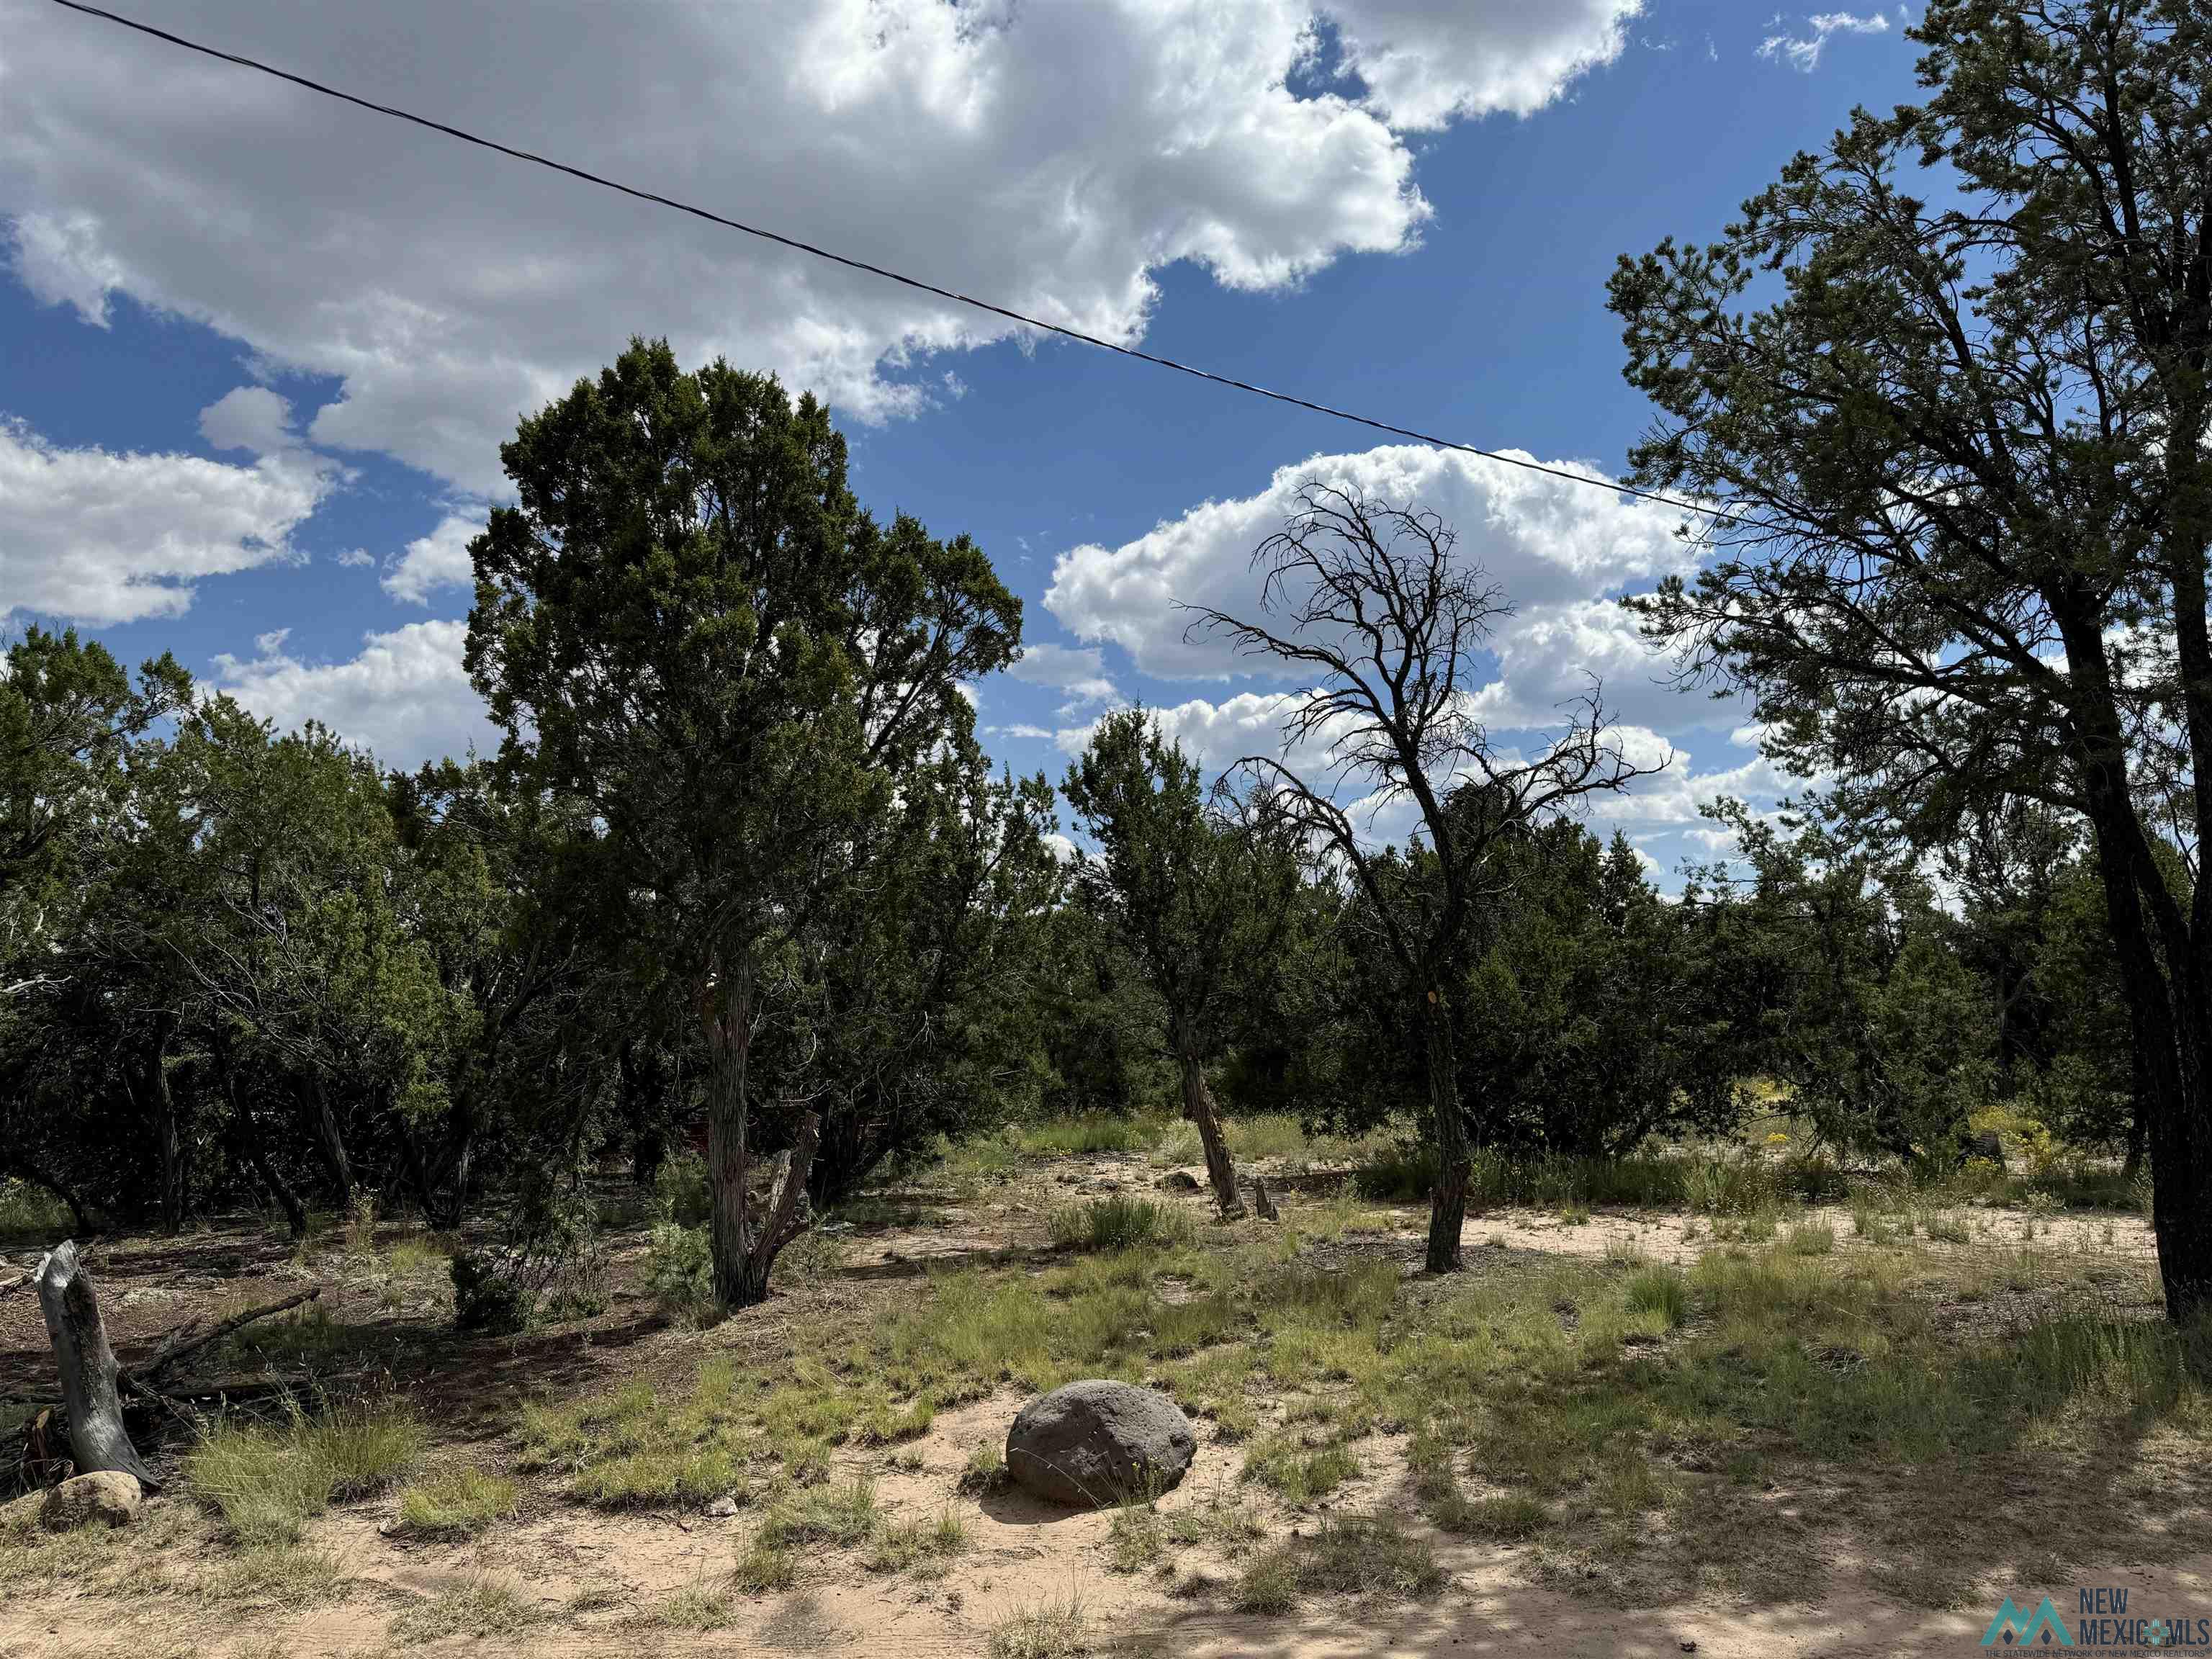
[0,1156,2189,1658]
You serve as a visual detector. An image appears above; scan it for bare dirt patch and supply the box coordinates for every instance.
[1,1159,2191,1658]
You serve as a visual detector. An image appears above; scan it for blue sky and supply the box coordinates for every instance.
[0,1,1920,878]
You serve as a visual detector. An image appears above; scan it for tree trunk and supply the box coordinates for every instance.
[35,1241,159,1490]
[133,1013,184,1233]
[701,945,826,1310]
[216,1033,305,1238]
[2077,740,2212,1321]
[621,1038,667,1188]
[1176,1043,1244,1219]
[1422,991,1470,1274]
[2123,1030,2152,1182]
[703,956,757,1308]
[437,1107,476,1231]
[230,1108,306,1238]
[303,1075,353,1205]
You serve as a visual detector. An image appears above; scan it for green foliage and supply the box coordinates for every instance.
[467,339,1050,1302]
[1609,2,2211,1313]
[186,1397,425,1545]
[1624,1267,1692,1327]
[644,1222,717,1324]
[1237,1514,1445,1611]
[1062,707,1310,1181]
[653,1151,711,1227]
[0,1178,71,1244]
[397,1469,518,1537]
[449,1248,535,1336]
[1046,1196,1197,1252]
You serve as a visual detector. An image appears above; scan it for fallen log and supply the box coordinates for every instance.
[35,1241,160,1491]
[123,1285,321,1392]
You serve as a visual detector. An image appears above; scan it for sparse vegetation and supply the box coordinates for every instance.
[390,1574,543,1642]
[397,1468,519,1537]
[186,1397,426,1545]
[1046,1195,1197,1252]
[4,16,2203,1658]
[990,1594,1092,1659]
[1238,1514,1445,1610]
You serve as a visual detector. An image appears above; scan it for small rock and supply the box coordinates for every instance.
[39,1470,142,1532]
[1156,1172,1201,1192]
[707,1496,738,1517]
[1005,1379,1197,1508]
[1681,1643,1699,1654]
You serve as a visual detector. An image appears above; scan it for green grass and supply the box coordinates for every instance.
[1047,1195,1197,1252]
[1433,1491,1547,1540]
[1343,1136,2147,1220]
[990,1595,1091,1659]
[1784,1220,1837,1256]
[384,1233,454,1277]
[1237,1514,1444,1611]
[186,1397,426,1545]
[497,1174,2188,1611]
[1624,1266,1691,1328]
[734,1536,798,1593]
[202,1544,349,1608]
[396,1468,518,1537]
[1106,1501,1165,1573]
[1242,1437,1360,1504]
[0,1177,73,1244]
[656,1581,736,1629]
[520,1366,746,1507]
[865,1506,970,1575]
[757,1477,880,1548]
[958,1442,1007,1493]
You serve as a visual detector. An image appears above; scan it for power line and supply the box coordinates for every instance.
[45,0,1737,528]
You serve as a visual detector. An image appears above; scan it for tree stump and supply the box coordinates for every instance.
[34,1241,159,1491]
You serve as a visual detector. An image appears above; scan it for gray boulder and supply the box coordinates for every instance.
[1005,1380,1196,1508]
[40,1470,142,1532]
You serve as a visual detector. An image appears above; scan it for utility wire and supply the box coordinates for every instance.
[47,0,1743,529]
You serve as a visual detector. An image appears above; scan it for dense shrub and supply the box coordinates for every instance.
[449,1249,535,1336]
[644,1222,716,1323]
[652,1151,711,1228]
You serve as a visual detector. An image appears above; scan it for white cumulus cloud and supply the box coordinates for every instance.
[197,385,297,456]
[0,408,335,624]
[381,512,486,606]
[3,0,1635,495]
[1007,641,1118,712]
[1045,441,1713,730]
[210,616,495,767]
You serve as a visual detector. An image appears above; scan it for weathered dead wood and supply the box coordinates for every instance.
[123,1285,320,1391]
[34,1240,160,1490]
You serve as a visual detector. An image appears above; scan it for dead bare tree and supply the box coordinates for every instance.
[1193,482,1667,1272]
[34,1241,158,1489]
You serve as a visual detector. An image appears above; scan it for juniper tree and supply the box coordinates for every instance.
[1609,0,2212,1315]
